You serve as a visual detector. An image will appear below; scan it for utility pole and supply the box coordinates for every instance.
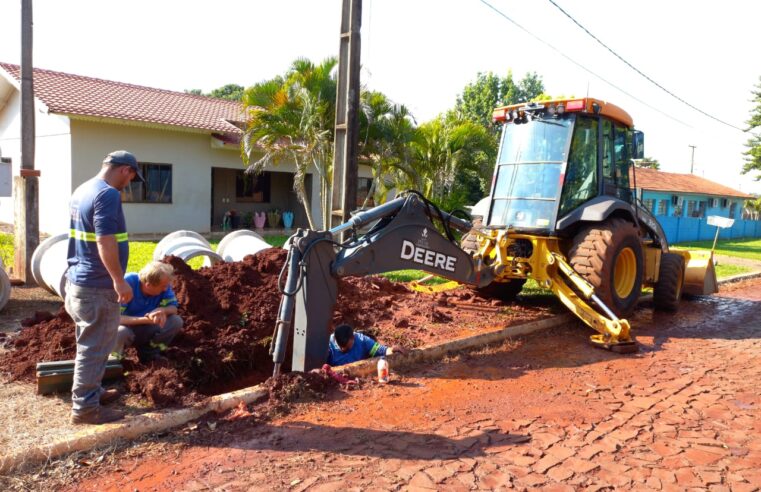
[14,0,40,284]
[331,0,361,235]
[688,144,696,174]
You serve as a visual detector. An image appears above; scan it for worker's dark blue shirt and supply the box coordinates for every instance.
[120,273,178,317]
[66,177,129,288]
[327,332,388,366]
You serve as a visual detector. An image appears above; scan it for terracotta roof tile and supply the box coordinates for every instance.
[631,167,751,199]
[0,62,244,134]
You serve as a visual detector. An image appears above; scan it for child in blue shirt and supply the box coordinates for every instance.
[113,261,183,364]
[327,324,401,366]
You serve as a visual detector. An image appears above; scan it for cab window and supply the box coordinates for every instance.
[559,115,598,216]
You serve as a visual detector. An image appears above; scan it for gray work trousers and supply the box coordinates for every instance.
[113,314,183,361]
[64,281,120,416]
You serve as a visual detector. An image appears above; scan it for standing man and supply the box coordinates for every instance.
[66,150,143,425]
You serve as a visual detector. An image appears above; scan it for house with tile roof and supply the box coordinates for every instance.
[632,167,759,243]
[0,63,372,234]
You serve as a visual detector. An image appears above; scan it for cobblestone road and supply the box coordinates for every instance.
[74,281,761,491]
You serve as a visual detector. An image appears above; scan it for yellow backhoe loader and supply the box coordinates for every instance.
[270,97,717,373]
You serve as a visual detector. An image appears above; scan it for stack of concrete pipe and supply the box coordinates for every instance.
[214,229,272,262]
[31,232,69,299]
[152,231,223,266]
[29,229,282,301]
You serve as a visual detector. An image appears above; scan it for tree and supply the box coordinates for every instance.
[635,157,661,170]
[744,196,761,219]
[407,115,494,211]
[357,91,416,205]
[184,84,245,101]
[454,70,546,133]
[241,58,338,229]
[742,76,761,180]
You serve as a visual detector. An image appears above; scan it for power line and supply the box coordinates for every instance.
[476,0,691,128]
[546,0,744,132]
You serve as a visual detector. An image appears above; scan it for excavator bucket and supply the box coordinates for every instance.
[675,250,718,296]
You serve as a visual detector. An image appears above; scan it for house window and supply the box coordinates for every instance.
[729,202,737,218]
[356,177,374,208]
[121,163,172,203]
[687,200,696,217]
[721,198,729,208]
[643,199,655,213]
[698,201,706,218]
[657,200,668,216]
[236,170,271,203]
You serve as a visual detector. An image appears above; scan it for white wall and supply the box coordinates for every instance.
[70,119,363,234]
[0,91,72,233]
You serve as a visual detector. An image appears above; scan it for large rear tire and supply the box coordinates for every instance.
[653,253,685,311]
[567,218,644,318]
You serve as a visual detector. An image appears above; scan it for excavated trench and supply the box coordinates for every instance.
[0,248,552,406]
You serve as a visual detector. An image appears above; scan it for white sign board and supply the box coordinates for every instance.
[707,215,734,229]
[0,161,11,197]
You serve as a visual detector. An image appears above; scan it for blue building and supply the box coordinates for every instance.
[632,167,759,244]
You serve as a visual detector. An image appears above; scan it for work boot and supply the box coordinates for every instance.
[71,406,125,425]
[99,388,121,405]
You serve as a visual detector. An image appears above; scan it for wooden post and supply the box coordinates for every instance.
[14,0,40,284]
[331,0,361,235]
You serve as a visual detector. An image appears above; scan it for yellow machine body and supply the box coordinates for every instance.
[476,230,635,350]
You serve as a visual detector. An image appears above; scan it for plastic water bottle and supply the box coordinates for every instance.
[377,356,389,384]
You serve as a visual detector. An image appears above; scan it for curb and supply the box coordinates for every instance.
[0,384,268,474]
[717,270,761,285]
[0,313,573,474]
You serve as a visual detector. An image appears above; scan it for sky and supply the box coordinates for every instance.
[1,0,760,194]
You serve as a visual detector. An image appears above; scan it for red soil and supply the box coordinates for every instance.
[0,248,550,406]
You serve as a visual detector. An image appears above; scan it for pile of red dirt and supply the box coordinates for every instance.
[0,248,551,406]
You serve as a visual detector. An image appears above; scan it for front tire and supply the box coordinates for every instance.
[653,253,685,311]
[567,218,644,317]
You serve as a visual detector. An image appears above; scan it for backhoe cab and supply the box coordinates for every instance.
[467,97,716,350]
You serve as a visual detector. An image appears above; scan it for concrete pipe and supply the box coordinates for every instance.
[0,261,10,311]
[216,230,271,262]
[153,230,223,266]
[31,232,69,299]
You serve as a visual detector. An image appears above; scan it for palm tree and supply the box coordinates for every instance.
[242,57,338,230]
[744,197,761,220]
[358,91,417,205]
[408,115,494,209]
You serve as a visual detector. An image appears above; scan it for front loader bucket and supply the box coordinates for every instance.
[677,250,718,296]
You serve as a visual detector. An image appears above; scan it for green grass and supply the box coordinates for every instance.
[674,238,761,261]
[0,233,13,268]
[714,263,752,279]
[382,270,449,284]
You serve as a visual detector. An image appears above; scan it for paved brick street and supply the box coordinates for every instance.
[72,279,761,491]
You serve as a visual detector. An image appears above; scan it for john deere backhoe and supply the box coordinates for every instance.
[270,97,718,375]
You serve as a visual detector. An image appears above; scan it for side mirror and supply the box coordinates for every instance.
[632,131,645,159]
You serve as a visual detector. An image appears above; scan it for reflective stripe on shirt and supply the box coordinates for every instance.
[70,229,128,242]
[369,342,381,357]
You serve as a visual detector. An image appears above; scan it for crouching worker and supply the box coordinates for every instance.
[113,261,182,364]
[327,323,402,367]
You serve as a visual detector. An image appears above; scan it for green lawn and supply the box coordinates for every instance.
[674,238,761,261]
[0,233,12,268]
[714,263,752,279]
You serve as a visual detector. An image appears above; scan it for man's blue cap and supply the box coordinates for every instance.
[103,150,145,182]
